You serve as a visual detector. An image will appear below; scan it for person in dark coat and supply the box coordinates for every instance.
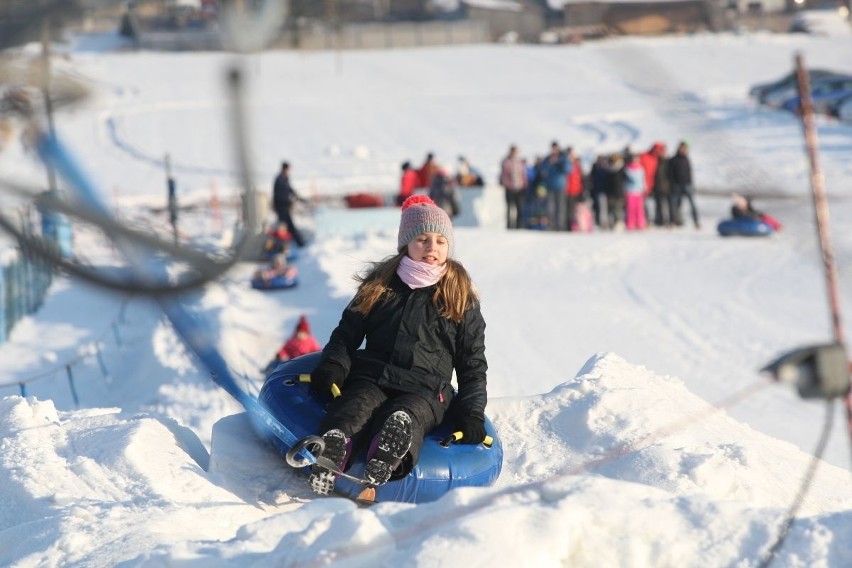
[605,153,626,231]
[429,164,460,218]
[272,161,307,246]
[669,141,700,229]
[307,195,488,495]
[651,143,672,227]
[589,154,610,229]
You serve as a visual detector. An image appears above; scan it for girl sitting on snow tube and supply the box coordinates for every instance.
[258,352,502,504]
[305,195,494,500]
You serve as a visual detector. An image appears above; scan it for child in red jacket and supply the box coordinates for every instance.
[263,315,321,374]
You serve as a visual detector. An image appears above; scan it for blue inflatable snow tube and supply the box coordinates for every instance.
[717,218,774,237]
[251,274,298,290]
[257,352,503,504]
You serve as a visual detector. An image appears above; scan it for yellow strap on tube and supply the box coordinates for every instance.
[450,431,493,448]
[299,374,341,398]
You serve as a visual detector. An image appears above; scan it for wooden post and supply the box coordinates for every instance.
[794,53,851,451]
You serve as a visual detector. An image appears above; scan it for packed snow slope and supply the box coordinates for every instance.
[0,31,851,567]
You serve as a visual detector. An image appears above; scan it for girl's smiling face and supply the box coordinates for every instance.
[406,232,449,265]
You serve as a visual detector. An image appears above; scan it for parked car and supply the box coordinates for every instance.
[832,94,852,122]
[761,72,852,108]
[749,68,837,104]
[779,75,852,114]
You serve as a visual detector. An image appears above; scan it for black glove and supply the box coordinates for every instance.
[455,416,487,445]
[310,361,346,399]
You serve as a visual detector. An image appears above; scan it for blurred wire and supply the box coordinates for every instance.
[757,400,835,568]
[0,64,258,296]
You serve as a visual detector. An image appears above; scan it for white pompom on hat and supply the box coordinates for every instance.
[397,195,454,257]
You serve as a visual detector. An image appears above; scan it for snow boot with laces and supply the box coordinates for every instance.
[308,429,351,496]
[364,410,413,486]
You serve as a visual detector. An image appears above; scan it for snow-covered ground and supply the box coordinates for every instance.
[1,28,852,567]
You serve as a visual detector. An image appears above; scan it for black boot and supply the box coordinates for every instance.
[364,410,413,486]
[308,429,350,496]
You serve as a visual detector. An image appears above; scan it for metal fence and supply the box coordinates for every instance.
[0,203,61,345]
[3,296,129,409]
[0,247,55,344]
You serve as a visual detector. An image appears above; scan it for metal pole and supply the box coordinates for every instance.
[165,153,178,243]
[794,53,852,451]
[41,16,58,195]
[66,364,80,408]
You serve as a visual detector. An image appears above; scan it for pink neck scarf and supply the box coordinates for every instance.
[397,255,447,289]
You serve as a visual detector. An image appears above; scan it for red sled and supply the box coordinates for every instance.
[345,193,386,208]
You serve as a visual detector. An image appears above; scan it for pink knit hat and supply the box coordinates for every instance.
[397,195,454,257]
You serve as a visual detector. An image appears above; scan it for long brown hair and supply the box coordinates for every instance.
[352,251,478,323]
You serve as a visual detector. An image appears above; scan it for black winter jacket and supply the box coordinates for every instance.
[668,154,692,186]
[320,273,488,422]
[272,173,300,218]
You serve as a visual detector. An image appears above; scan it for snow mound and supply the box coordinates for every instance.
[0,397,268,566]
[2,353,851,566]
[489,352,852,514]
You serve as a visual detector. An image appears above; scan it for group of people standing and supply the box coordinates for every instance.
[398,153,486,218]
[499,140,701,233]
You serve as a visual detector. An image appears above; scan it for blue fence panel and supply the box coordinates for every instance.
[0,247,56,346]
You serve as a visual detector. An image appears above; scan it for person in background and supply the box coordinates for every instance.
[669,141,701,229]
[263,314,322,375]
[525,156,549,230]
[397,161,419,206]
[639,142,663,226]
[651,143,672,227]
[306,195,488,496]
[605,153,626,232]
[622,152,647,231]
[539,141,570,231]
[731,193,782,231]
[500,144,528,230]
[418,152,438,189]
[254,253,298,285]
[564,147,584,232]
[456,156,484,187]
[429,164,460,218]
[272,161,307,247]
[589,154,610,229]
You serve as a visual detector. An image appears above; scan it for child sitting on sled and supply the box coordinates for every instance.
[263,315,322,375]
[307,195,489,495]
[261,223,293,259]
[731,193,782,231]
[254,254,297,284]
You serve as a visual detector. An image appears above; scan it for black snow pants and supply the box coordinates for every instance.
[317,379,443,477]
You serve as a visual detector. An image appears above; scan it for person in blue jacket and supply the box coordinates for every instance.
[538,141,571,230]
[307,195,488,495]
